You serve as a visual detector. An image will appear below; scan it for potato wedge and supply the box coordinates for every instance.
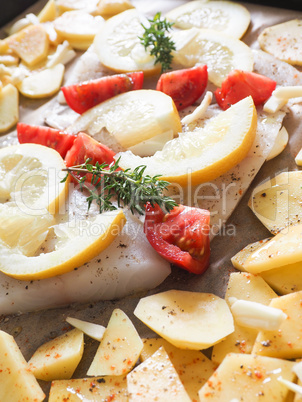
[127,346,191,402]
[134,290,234,350]
[97,0,134,17]
[248,171,302,234]
[141,338,215,401]
[0,330,45,401]
[212,272,277,364]
[49,375,128,401]
[199,353,296,401]
[87,309,143,376]
[0,83,18,133]
[28,328,84,381]
[258,19,302,65]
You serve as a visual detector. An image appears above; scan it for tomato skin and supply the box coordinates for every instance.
[62,71,144,114]
[17,123,76,158]
[215,70,276,110]
[144,202,210,274]
[65,132,116,167]
[156,65,208,111]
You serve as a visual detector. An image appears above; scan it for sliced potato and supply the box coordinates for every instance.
[67,38,93,50]
[66,317,105,341]
[141,338,216,401]
[97,0,134,16]
[134,290,234,350]
[7,25,49,67]
[231,238,271,271]
[87,309,143,376]
[54,10,104,41]
[212,272,277,364]
[248,171,302,234]
[258,19,302,65]
[28,328,84,381]
[199,353,296,401]
[38,0,57,23]
[49,375,128,401]
[0,330,45,401]
[252,291,302,359]
[56,0,101,14]
[0,83,18,133]
[18,63,65,98]
[127,346,191,402]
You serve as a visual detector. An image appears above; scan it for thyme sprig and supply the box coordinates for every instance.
[139,12,176,73]
[62,158,178,215]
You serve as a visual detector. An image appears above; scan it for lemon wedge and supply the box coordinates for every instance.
[0,143,67,215]
[117,96,257,186]
[166,0,250,39]
[171,28,254,86]
[66,89,182,149]
[93,9,161,75]
[0,208,125,280]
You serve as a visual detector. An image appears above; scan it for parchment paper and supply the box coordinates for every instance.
[1,1,302,398]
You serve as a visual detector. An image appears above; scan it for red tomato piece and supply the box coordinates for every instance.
[215,70,277,110]
[17,123,76,158]
[144,202,210,274]
[156,65,208,111]
[61,71,144,114]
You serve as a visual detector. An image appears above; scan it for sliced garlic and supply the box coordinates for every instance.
[266,126,288,161]
[277,376,302,395]
[230,298,287,331]
[46,40,76,68]
[295,148,302,166]
[274,86,302,99]
[181,91,213,125]
[66,317,105,342]
[292,361,302,382]
[263,94,287,113]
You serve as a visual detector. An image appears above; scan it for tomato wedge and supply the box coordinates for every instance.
[144,202,210,274]
[17,123,76,158]
[156,65,208,111]
[215,70,276,110]
[61,71,144,114]
[65,132,116,167]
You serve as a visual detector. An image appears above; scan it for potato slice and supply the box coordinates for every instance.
[231,238,271,271]
[212,272,277,364]
[248,171,302,234]
[243,223,302,274]
[0,83,18,133]
[258,19,302,65]
[0,330,45,401]
[127,346,191,402]
[28,328,84,381]
[199,353,296,401]
[54,10,104,42]
[134,290,234,350]
[252,291,302,359]
[56,0,101,14]
[66,317,105,341]
[49,375,128,401]
[87,309,143,376]
[141,338,216,401]
[38,0,58,23]
[97,0,134,17]
[7,25,49,67]
[18,63,65,98]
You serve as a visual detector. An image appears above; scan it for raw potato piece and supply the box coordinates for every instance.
[212,272,277,364]
[38,0,57,23]
[199,353,296,401]
[28,328,84,381]
[87,309,143,376]
[7,25,49,67]
[252,291,302,359]
[0,83,18,133]
[56,0,101,14]
[127,346,191,402]
[97,0,134,16]
[141,338,216,401]
[166,0,250,39]
[0,330,45,401]
[49,375,128,401]
[248,171,302,234]
[243,223,302,274]
[134,290,234,350]
[258,20,302,65]
[18,63,65,98]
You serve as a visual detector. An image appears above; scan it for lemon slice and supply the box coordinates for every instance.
[0,208,125,280]
[0,143,67,215]
[93,9,161,75]
[166,0,250,39]
[172,28,254,86]
[117,96,257,186]
[66,90,182,149]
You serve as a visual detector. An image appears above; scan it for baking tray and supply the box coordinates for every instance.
[0,0,302,399]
